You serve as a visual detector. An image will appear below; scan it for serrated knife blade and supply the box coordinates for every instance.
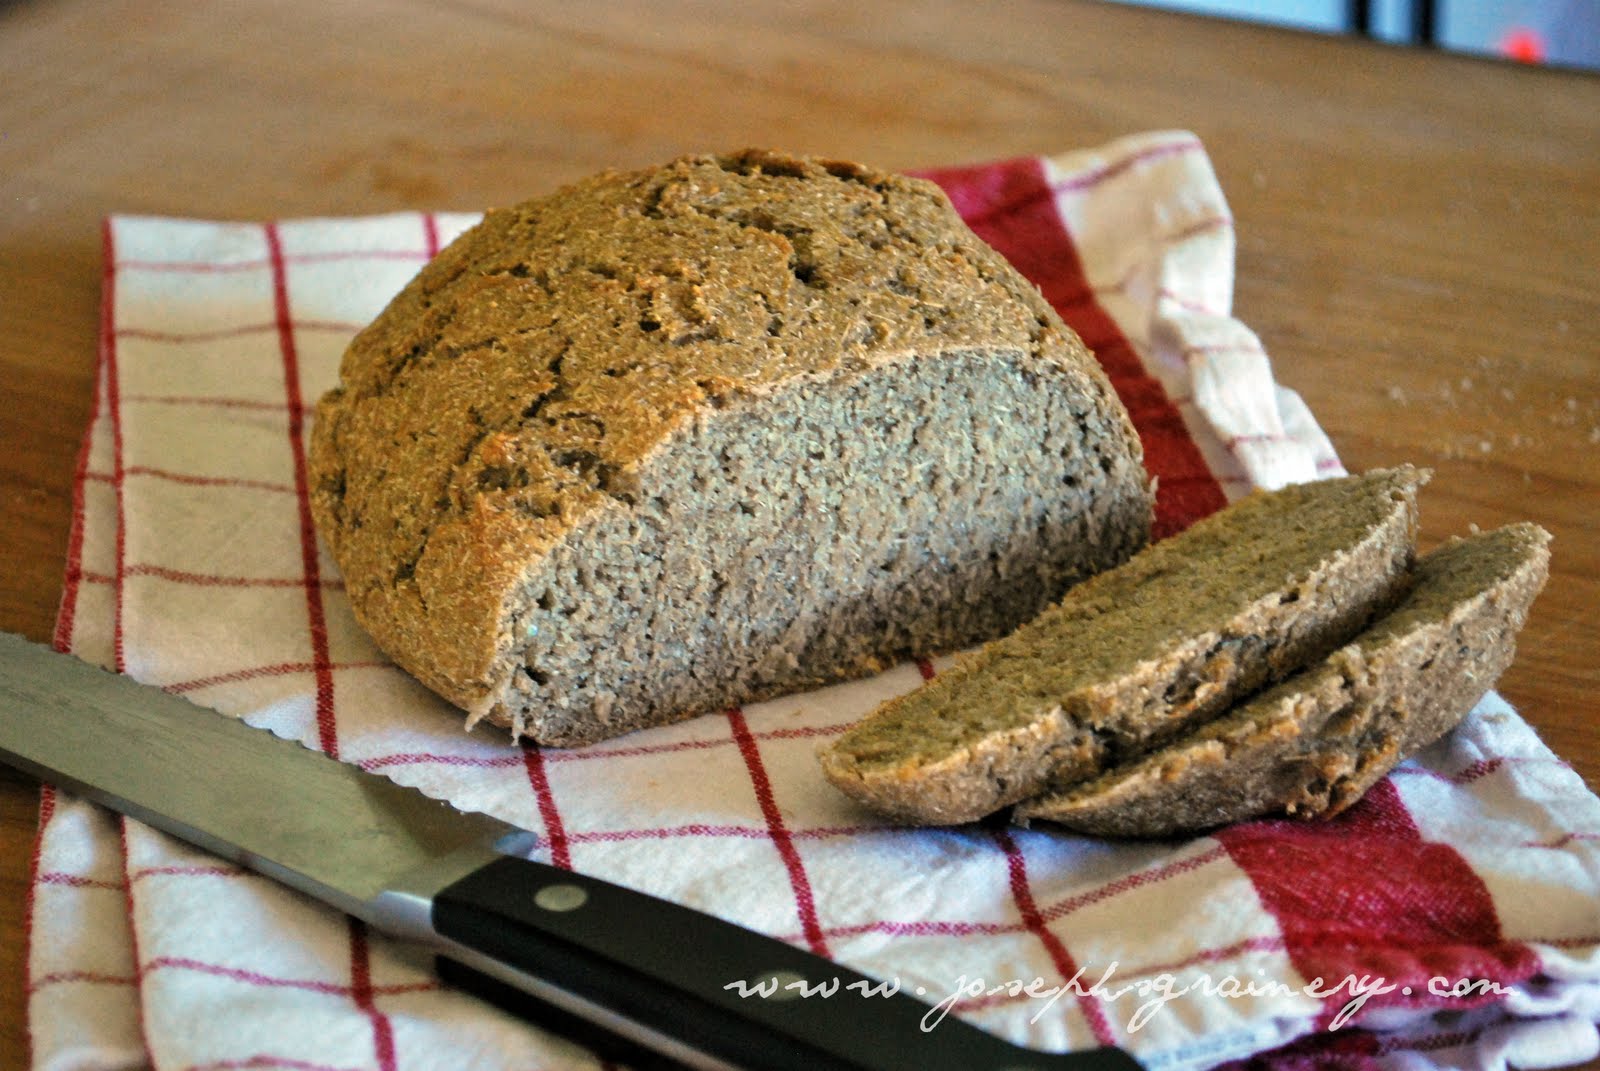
[0,631,1139,1071]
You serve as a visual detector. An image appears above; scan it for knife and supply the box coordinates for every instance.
[0,631,1140,1070]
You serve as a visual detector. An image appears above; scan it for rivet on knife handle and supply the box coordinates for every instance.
[431,855,1143,1071]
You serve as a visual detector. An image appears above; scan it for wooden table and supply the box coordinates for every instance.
[2,1,1595,1066]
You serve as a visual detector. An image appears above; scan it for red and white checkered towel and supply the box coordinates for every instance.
[26,132,1600,1071]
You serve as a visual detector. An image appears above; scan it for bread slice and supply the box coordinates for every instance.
[817,467,1427,824]
[308,149,1154,745]
[1015,523,1550,835]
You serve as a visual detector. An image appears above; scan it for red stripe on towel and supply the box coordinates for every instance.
[265,223,340,758]
[995,829,1119,1047]
[115,319,364,344]
[422,211,443,258]
[523,746,573,869]
[1215,780,1540,1030]
[346,919,399,1071]
[115,248,432,273]
[729,707,830,957]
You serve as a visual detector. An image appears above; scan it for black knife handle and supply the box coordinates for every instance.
[435,956,696,1070]
[434,856,1140,1071]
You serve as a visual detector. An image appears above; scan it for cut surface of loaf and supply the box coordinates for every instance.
[1016,523,1551,836]
[817,467,1428,825]
[308,149,1154,745]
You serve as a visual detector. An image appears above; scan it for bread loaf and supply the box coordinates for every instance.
[1015,523,1550,835]
[818,467,1426,824]
[308,149,1155,745]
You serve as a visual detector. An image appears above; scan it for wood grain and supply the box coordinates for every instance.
[1,1,1595,1066]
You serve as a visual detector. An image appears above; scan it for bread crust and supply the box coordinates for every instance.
[309,150,1154,739]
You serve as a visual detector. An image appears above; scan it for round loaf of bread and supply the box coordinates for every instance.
[309,149,1154,745]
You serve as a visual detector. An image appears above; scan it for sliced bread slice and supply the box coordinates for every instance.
[1014,523,1551,835]
[818,467,1428,824]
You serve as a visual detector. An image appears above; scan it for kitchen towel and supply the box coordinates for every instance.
[26,131,1600,1071]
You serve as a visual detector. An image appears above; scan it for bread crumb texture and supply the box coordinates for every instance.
[309,149,1154,744]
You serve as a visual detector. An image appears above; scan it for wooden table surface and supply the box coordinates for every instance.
[2,1,1596,1066]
